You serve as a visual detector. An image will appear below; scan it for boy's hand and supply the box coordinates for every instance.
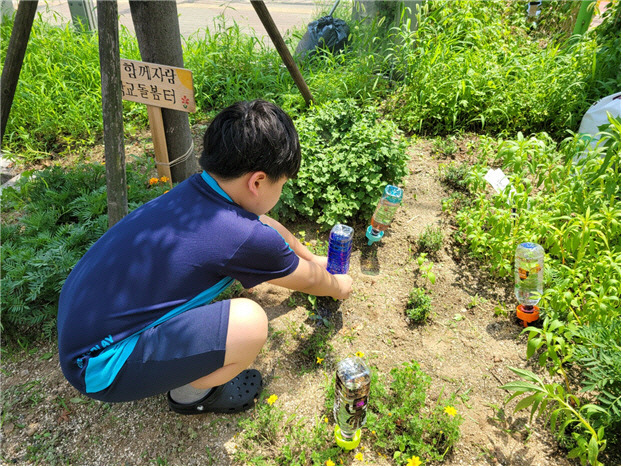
[311,255,328,270]
[332,274,353,300]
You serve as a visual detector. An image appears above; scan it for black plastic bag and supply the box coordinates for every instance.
[295,15,350,60]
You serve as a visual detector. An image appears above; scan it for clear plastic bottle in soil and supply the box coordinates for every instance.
[333,356,371,450]
[366,185,403,245]
[327,224,354,274]
[514,242,544,307]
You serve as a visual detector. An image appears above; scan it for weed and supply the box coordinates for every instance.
[405,287,432,324]
[417,225,444,254]
[439,161,472,192]
[432,136,458,158]
[416,253,436,287]
[234,360,463,465]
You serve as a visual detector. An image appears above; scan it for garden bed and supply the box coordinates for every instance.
[0,134,571,466]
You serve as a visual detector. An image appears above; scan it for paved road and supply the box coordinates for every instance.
[33,0,329,39]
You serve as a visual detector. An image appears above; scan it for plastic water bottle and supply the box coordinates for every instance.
[366,185,403,245]
[327,224,354,274]
[514,242,544,307]
[333,357,371,450]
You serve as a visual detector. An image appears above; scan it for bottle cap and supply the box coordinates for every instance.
[366,225,384,245]
[334,425,361,450]
[516,304,540,327]
[384,185,403,204]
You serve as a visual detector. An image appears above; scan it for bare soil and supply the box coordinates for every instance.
[0,133,572,466]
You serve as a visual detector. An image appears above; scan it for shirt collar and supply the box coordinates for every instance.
[201,171,233,202]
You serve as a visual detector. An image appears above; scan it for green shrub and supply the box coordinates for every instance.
[274,99,409,228]
[405,287,432,323]
[0,157,170,339]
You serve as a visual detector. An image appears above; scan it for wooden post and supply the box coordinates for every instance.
[146,105,172,181]
[0,0,38,144]
[250,0,314,107]
[97,0,128,228]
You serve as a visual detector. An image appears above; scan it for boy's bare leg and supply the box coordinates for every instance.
[189,298,268,390]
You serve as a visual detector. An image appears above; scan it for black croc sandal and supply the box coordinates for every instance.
[167,369,263,415]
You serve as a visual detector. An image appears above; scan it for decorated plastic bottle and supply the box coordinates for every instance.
[333,357,371,450]
[366,185,403,245]
[514,242,544,326]
[327,224,354,274]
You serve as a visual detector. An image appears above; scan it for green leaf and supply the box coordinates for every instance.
[514,394,537,412]
[527,337,542,359]
[500,381,544,393]
[587,436,599,465]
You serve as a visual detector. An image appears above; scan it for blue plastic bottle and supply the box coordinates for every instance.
[366,185,403,245]
[327,224,354,274]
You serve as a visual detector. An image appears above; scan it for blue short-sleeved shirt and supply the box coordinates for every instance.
[58,172,299,394]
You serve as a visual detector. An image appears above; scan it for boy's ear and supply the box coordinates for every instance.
[247,171,268,197]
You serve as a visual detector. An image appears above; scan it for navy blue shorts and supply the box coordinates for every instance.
[88,300,230,403]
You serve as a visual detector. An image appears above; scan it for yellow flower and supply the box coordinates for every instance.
[371,430,376,435]
[354,452,363,461]
[326,459,335,466]
[316,356,324,364]
[148,177,159,185]
[406,455,422,466]
[266,394,278,405]
[324,417,329,423]
[160,176,169,183]
[444,406,457,417]
[355,351,365,358]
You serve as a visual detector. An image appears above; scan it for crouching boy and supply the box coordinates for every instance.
[58,100,353,414]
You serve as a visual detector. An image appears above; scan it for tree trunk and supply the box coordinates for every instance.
[129,0,197,183]
[98,0,128,227]
[0,0,38,144]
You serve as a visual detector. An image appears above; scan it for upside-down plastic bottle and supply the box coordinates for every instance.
[327,224,354,274]
[514,242,544,327]
[333,356,371,450]
[366,185,403,245]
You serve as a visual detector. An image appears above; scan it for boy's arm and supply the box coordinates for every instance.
[260,215,351,299]
[267,259,353,299]
[259,215,326,268]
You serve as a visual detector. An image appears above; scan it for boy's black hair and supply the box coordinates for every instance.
[199,100,301,181]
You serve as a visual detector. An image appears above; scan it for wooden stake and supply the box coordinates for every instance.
[147,105,172,182]
[250,0,314,106]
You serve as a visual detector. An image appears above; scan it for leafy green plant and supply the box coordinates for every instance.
[416,252,436,286]
[501,367,608,466]
[405,287,432,324]
[417,224,444,254]
[0,157,171,339]
[432,136,458,158]
[368,361,463,465]
[455,118,621,461]
[274,99,409,228]
[439,161,472,192]
[234,360,462,466]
